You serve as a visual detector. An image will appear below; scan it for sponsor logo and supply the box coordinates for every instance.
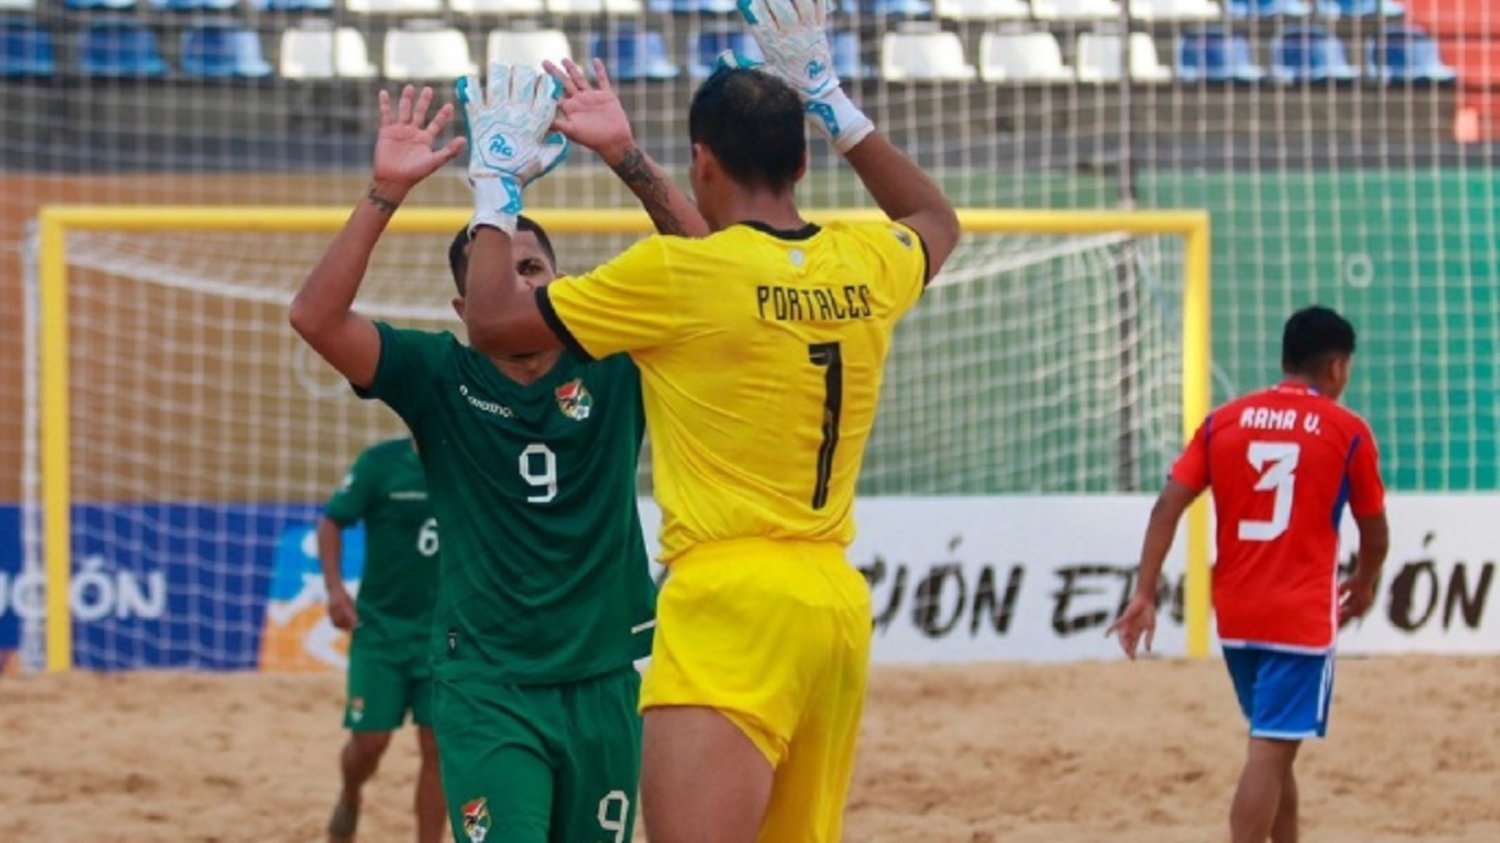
[459,384,514,418]
[389,491,428,501]
[462,797,492,843]
[555,379,593,421]
[891,226,914,249]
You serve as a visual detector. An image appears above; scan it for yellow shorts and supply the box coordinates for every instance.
[640,538,873,843]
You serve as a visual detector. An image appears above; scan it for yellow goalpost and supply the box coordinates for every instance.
[35,204,1212,671]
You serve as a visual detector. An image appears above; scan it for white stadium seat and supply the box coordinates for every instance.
[880,30,976,82]
[978,32,1073,83]
[345,0,442,14]
[1076,32,1174,83]
[1131,0,1221,20]
[383,25,476,79]
[545,0,642,13]
[279,24,377,80]
[487,29,573,69]
[1032,0,1122,19]
[933,0,1030,21]
[452,0,546,13]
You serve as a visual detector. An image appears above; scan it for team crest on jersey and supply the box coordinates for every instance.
[461,798,491,843]
[555,379,593,421]
[348,697,364,723]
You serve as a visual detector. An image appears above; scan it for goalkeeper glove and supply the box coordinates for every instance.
[456,62,571,235]
[734,0,874,154]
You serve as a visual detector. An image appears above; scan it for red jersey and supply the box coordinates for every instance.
[1170,382,1385,651]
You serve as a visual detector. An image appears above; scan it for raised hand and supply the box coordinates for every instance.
[456,62,571,233]
[372,85,466,196]
[546,58,635,162]
[737,0,873,153]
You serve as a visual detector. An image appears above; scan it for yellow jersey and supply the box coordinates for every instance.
[538,220,926,563]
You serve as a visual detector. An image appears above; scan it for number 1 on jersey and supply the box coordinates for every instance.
[808,342,843,510]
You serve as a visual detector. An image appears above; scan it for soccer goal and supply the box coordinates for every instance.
[23,205,1210,673]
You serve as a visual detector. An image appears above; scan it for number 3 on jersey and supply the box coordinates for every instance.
[1239,441,1300,542]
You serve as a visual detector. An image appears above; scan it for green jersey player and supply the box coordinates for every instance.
[290,75,707,843]
[318,437,442,843]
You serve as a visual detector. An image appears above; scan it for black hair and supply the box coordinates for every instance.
[1282,305,1357,375]
[688,67,805,193]
[446,214,557,296]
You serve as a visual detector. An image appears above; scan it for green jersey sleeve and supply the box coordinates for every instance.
[356,321,453,425]
[323,452,374,526]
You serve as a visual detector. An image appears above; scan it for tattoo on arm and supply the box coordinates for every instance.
[612,146,690,237]
[366,187,401,215]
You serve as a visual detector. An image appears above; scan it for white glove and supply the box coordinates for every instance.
[456,62,571,235]
[735,0,874,154]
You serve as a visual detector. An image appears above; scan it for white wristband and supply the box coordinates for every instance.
[470,177,521,236]
[807,88,875,155]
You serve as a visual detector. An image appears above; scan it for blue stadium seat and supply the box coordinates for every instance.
[857,0,932,14]
[0,19,55,77]
[1177,28,1266,82]
[1316,0,1403,16]
[649,0,737,12]
[150,0,238,10]
[687,29,763,78]
[831,30,872,79]
[251,0,334,9]
[78,22,166,77]
[1227,0,1311,16]
[1367,25,1457,84]
[588,30,679,80]
[180,25,272,78]
[1272,26,1358,82]
[65,0,136,10]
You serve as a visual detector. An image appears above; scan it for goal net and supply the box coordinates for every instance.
[20,209,1196,670]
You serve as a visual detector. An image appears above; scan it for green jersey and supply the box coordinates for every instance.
[359,321,656,685]
[324,437,440,648]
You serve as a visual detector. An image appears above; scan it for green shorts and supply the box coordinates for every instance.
[344,638,433,732]
[435,666,642,843]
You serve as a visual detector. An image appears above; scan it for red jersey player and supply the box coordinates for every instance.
[1109,305,1390,843]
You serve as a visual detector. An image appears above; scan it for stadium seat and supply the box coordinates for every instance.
[1032,0,1121,20]
[1177,28,1266,82]
[1076,32,1173,83]
[65,0,135,10]
[181,25,272,78]
[251,0,334,9]
[933,0,1028,21]
[1227,0,1312,16]
[881,29,975,81]
[150,0,237,10]
[650,0,738,13]
[830,30,872,79]
[0,0,36,10]
[486,28,572,70]
[279,23,375,79]
[548,0,644,14]
[1271,26,1357,83]
[78,22,167,77]
[858,0,934,16]
[686,28,763,78]
[452,0,545,13]
[1131,0,1220,21]
[0,18,54,77]
[978,31,1071,83]
[1317,0,1403,16]
[346,0,441,14]
[1366,25,1456,83]
[383,24,476,79]
[588,30,679,80]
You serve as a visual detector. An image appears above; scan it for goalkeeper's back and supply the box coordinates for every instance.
[542,215,928,563]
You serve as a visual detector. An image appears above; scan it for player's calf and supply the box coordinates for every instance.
[328,731,393,843]
[1230,737,1300,843]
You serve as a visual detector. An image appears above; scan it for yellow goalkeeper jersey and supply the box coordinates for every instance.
[538,220,927,563]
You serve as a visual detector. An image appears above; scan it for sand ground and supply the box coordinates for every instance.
[1,656,1496,842]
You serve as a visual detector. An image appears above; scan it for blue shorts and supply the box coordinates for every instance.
[1223,646,1335,741]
